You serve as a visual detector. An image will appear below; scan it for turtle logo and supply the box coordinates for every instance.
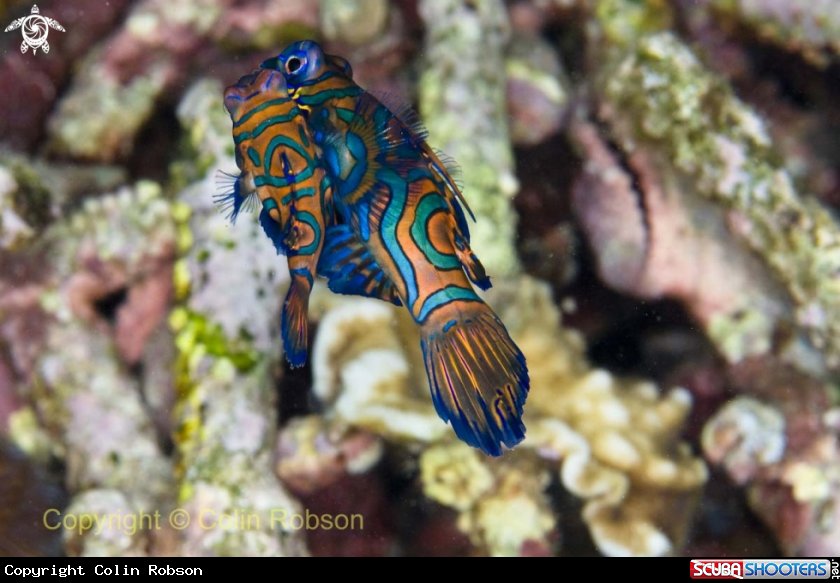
[4,5,65,55]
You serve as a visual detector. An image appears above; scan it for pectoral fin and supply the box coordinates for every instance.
[317,224,401,306]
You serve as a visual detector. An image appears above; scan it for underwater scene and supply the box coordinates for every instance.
[1,0,839,558]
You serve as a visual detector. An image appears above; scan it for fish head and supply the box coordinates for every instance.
[260,40,354,89]
[260,40,326,89]
[220,69,299,227]
[223,68,289,123]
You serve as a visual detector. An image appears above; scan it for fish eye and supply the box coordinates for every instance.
[286,56,305,75]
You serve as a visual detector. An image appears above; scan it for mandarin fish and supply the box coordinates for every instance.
[220,69,331,367]
[263,41,530,457]
[220,69,401,367]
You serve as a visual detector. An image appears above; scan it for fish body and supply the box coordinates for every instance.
[222,69,332,367]
[264,41,530,457]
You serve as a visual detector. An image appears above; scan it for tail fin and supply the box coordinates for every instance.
[421,307,529,456]
[281,271,312,368]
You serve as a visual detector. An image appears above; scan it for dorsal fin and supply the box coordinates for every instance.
[431,148,464,192]
[367,90,429,145]
[366,91,474,223]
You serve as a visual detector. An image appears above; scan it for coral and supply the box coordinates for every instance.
[275,415,383,496]
[46,51,169,162]
[0,0,133,152]
[703,362,840,556]
[170,79,306,557]
[418,0,521,279]
[320,0,390,46]
[311,297,449,446]
[0,165,35,249]
[50,182,177,364]
[592,32,840,370]
[505,33,569,147]
[421,443,556,557]
[7,182,180,556]
[702,397,786,485]
[710,0,840,67]
[45,0,320,162]
[0,151,128,251]
[594,0,674,47]
[570,117,791,364]
[495,279,707,556]
[310,277,706,556]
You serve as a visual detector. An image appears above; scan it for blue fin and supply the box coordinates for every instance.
[282,270,312,368]
[317,224,402,306]
[214,170,259,224]
[421,308,529,457]
[259,208,288,256]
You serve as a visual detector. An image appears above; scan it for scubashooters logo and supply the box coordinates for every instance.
[4,5,65,54]
[691,559,834,580]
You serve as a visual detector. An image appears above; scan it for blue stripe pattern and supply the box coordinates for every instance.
[417,286,480,323]
[379,169,418,308]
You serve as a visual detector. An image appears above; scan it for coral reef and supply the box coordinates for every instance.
[586,31,840,372]
[0,151,127,251]
[703,360,840,557]
[4,182,177,556]
[310,278,706,556]
[418,0,521,279]
[0,0,134,152]
[169,79,306,557]
[44,0,319,162]
[570,116,791,364]
[710,0,840,67]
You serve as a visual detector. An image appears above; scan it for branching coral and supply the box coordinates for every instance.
[5,182,177,556]
[169,79,306,557]
[589,32,840,371]
[418,0,521,279]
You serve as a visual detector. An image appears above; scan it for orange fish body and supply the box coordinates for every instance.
[222,69,331,367]
[263,42,530,456]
